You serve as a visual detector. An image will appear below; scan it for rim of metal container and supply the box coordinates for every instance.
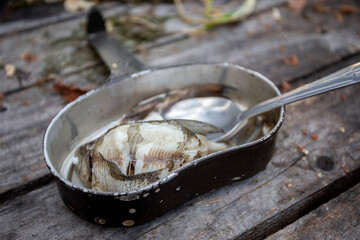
[43,62,285,198]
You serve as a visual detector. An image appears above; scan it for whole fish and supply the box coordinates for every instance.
[75,120,228,193]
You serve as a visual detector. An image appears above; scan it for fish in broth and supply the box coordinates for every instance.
[75,120,229,193]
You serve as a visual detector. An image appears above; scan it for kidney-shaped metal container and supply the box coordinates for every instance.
[44,63,284,227]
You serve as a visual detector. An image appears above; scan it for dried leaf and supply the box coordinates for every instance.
[52,82,87,103]
[4,64,16,78]
[20,52,37,64]
[287,0,305,11]
[339,4,359,14]
[22,99,31,106]
[335,12,343,23]
[34,74,58,86]
[297,144,305,151]
[288,55,299,66]
[281,55,299,66]
[313,3,330,13]
[281,81,291,92]
[311,134,318,140]
[0,92,3,101]
[279,44,286,52]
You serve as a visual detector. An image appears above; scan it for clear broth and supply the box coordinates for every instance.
[61,84,276,188]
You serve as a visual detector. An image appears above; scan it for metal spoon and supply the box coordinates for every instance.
[165,62,360,142]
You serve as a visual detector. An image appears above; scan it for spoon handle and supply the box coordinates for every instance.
[220,62,360,142]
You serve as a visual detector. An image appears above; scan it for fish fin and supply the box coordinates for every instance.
[172,119,224,135]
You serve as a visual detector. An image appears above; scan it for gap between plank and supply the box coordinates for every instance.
[236,166,360,240]
[135,154,305,239]
[4,47,360,100]
[0,173,54,205]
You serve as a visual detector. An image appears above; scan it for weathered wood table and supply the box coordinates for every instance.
[1,0,359,239]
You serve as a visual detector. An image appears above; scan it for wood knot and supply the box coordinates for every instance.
[316,156,334,171]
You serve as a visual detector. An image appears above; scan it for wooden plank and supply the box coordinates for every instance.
[0,0,286,37]
[0,0,288,93]
[0,2,122,37]
[266,183,360,240]
[1,1,360,238]
[1,0,360,199]
[4,0,359,93]
[0,87,62,195]
[0,60,359,239]
[0,10,110,93]
[0,0,286,194]
[141,1,360,84]
[0,63,112,196]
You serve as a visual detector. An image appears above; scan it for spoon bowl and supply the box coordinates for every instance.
[161,62,360,142]
[162,96,243,134]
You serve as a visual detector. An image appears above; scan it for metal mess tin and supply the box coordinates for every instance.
[43,62,284,227]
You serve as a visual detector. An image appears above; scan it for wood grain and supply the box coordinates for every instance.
[0,0,288,93]
[266,183,360,240]
[0,72,359,239]
[0,2,122,37]
[1,0,360,238]
[1,0,360,195]
[0,88,62,194]
[141,2,360,84]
